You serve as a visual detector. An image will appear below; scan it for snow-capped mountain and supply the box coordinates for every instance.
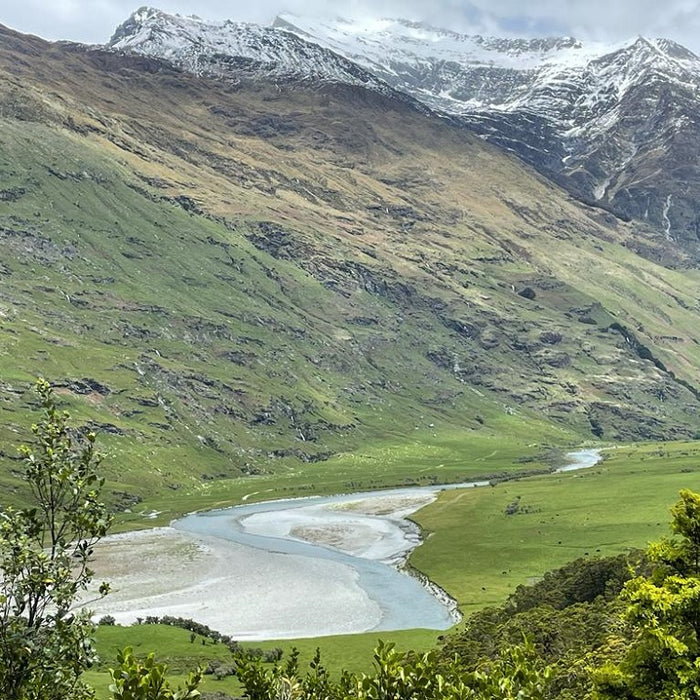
[108,7,398,95]
[273,14,618,114]
[273,14,697,121]
[108,8,700,259]
[275,15,700,257]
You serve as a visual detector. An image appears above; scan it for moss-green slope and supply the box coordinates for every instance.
[0,28,698,512]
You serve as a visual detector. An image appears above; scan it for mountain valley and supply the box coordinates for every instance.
[0,13,699,515]
[4,9,700,698]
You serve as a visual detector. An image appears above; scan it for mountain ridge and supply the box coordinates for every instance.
[107,7,395,94]
[107,7,700,260]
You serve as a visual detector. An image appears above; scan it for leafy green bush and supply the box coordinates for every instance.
[595,489,700,699]
[109,647,202,700]
[233,640,551,699]
[0,379,111,700]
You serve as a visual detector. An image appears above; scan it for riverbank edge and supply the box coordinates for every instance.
[401,562,463,626]
[392,447,605,629]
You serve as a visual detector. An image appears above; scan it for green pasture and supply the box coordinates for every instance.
[113,426,575,530]
[87,623,441,699]
[410,440,700,615]
[83,439,700,696]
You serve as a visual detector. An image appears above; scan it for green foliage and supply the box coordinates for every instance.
[438,552,648,699]
[348,640,551,700]
[441,553,639,659]
[234,639,551,699]
[108,647,202,700]
[135,615,241,652]
[470,642,552,700]
[594,489,700,699]
[506,554,638,614]
[0,379,112,700]
[654,488,700,576]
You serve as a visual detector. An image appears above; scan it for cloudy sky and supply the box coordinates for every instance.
[3,0,700,53]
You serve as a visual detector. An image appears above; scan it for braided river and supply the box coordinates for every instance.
[88,449,600,639]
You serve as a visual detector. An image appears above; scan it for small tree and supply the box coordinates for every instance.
[109,647,202,700]
[0,378,112,699]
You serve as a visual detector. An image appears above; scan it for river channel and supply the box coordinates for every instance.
[89,449,601,638]
[164,448,601,636]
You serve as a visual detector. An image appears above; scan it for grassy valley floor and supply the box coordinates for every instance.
[82,439,700,697]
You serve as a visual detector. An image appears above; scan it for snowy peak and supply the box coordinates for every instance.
[109,6,297,65]
[107,6,391,91]
[109,5,162,44]
[594,35,700,75]
[273,12,612,71]
[109,9,700,111]
[108,6,221,51]
[273,13,700,113]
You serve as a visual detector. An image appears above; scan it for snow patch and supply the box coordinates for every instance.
[593,178,611,201]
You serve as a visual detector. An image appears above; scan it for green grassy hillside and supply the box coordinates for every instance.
[0,26,698,514]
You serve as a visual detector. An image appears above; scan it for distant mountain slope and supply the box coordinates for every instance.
[272,14,700,261]
[109,8,700,260]
[0,23,699,507]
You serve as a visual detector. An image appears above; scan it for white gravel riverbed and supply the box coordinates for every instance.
[85,492,437,639]
[85,450,601,639]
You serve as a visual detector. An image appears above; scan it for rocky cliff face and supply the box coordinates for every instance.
[109,8,700,261]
